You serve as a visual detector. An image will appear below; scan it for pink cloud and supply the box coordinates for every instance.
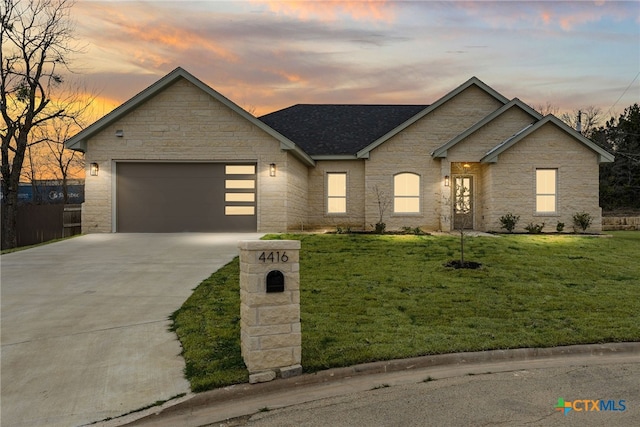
[252,0,396,23]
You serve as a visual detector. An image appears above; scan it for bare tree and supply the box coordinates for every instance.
[371,185,391,233]
[1,0,83,248]
[42,115,85,202]
[561,106,602,139]
[535,102,559,116]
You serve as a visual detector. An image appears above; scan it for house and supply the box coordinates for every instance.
[66,67,613,234]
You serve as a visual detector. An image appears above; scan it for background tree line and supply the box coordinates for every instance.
[538,103,640,213]
[591,104,640,212]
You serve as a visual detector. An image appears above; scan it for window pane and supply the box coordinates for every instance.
[395,197,420,213]
[537,195,556,212]
[225,193,255,202]
[226,179,255,189]
[328,198,346,213]
[394,173,420,213]
[327,173,346,197]
[225,206,255,215]
[536,170,556,194]
[225,165,255,175]
[394,173,420,196]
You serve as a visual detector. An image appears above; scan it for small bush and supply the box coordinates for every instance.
[525,222,544,234]
[556,222,565,232]
[374,222,386,234]
[573,212,592,232]
[336,225,352,234]
[499,212,520,232]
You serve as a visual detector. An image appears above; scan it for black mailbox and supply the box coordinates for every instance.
[266,270,285,293]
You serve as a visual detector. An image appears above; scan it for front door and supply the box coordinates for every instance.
[453,176,473,229]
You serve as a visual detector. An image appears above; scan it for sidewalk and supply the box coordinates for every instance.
[94,342,640,427]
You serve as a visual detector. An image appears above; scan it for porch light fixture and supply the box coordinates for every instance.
[269,163,276,177]
[90,162,99,176]
[463,163,471,169]
[444,175,450,186]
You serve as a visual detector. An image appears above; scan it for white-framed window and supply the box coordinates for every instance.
[327,173,347,214]
[394,173,420,213]
[536,169,557,213]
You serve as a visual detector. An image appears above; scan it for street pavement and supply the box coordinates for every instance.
[114,343,639,427]
[243,361,639,427]
[1,233,263,427]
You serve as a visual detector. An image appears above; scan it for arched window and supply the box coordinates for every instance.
[394,173,420,213]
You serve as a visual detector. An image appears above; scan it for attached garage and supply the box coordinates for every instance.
[116,162,257,232]
[65,67,314,234]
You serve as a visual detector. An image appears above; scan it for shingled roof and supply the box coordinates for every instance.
[259,104,428,156]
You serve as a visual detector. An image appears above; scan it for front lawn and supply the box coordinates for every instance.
[170,232,640,392]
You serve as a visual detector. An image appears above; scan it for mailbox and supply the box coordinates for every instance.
[266,270,285,293]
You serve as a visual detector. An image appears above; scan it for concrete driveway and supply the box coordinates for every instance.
[1,233,263,427]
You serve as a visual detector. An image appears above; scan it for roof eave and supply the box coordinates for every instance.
[280,142,316,166]
[312,154,360,161]
[481,115,616,164]
[64,67,315,167]
[358,77,509,158]
[431,98,542,159]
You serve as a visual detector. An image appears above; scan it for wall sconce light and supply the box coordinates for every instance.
[269,163,276,177]
[444,175,450,186]
[90,163,99,176]
[115,129,124,137]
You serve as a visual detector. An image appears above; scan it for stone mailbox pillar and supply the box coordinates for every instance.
[239,240,302,384]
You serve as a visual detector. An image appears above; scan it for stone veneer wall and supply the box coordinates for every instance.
[444,106,538,231]
[366,85,505,231]
[284,154,310,232]
[602,217,640,231]
[239,240,302,383]
[307,160,365,231]
[484,123,603,232]
[82,78,299,233]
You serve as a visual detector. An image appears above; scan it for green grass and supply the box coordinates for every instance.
[0,235,80,254]
[170,232,640,392]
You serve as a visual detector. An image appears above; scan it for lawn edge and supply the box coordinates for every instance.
[123,341,639,425]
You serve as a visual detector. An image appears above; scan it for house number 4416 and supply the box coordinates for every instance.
[258,251,289,263]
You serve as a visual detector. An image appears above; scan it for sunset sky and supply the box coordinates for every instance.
[71,0,639,120]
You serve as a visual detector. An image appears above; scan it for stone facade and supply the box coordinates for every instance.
[484,123,603,233]
[364,85,505,232]
[239,240,302,383]
[72,70,610,235]
[82,79,304,233]
[307,160,366,231]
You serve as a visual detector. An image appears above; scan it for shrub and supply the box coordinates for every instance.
[525,222,545,234]
[573,212,593,232]
[374,222,386,234]
[556,222,565,232]
[499,212,520,232]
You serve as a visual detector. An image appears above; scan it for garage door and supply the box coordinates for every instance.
[116,162,257,232]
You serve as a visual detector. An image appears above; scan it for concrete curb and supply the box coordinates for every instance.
[116,342,639,426]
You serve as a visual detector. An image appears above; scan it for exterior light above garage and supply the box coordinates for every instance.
[270,163,276,177]
[90,163,99,176]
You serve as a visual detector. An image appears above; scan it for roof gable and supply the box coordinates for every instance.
[431,98,542,158]
[481,115,614,164]
[65,67,315,166]
[259,104,428,157]
[356,77,510,159]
